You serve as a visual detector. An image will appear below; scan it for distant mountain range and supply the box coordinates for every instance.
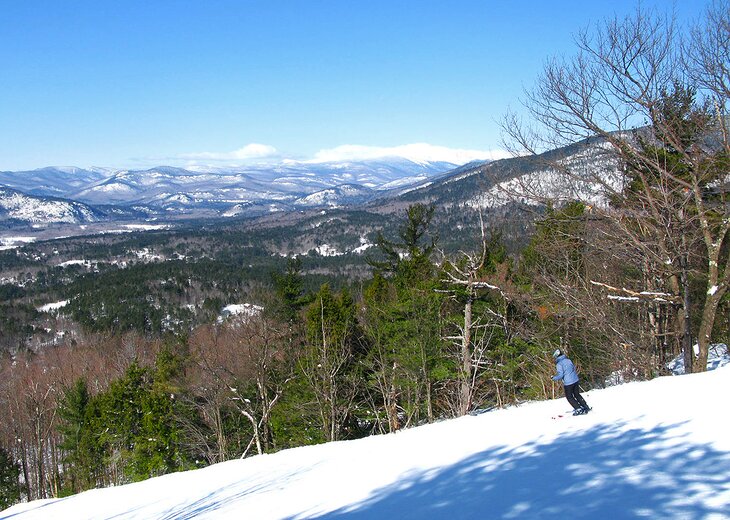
[0,158,465,226]
[0,138,628,234]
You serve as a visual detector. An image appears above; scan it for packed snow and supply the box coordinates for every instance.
[3,363,729,519]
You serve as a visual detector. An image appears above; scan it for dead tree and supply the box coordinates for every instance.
[439,212,510,414]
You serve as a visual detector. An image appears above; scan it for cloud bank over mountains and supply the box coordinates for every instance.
[177,143,280,162]
[172,142,509,169]
[309,143,510,164]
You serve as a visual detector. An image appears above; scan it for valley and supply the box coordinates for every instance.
[0,141,620,354]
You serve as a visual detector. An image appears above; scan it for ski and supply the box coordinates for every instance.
[552,408,592,419]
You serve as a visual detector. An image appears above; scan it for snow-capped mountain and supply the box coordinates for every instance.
[0,167,110,198]
[465,140,623,209]
[0,138,631,231]
[375,137,622,212]
[294,184,374,208]
[0,158,460,220]
[0,186,104,225]
[69,159,456,206]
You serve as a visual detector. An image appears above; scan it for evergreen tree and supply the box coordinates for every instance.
[0,446,20,509]
[86,360,187,484]
[271,257,308,323]
[362,204,447,429]
[57,378,100,494]
[369,203,437,285]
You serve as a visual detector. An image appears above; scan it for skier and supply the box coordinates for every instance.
[552,349,590,415]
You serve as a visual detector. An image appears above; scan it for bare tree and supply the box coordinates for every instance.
[502,4,729,373]
[185,324,240,463]
[0,353,60,500]
[220,313,293,457]
[438,213,510,415]
[300,293,358,442]
[186,312,293,460]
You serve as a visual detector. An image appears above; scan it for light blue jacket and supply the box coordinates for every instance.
[552,354,579,386]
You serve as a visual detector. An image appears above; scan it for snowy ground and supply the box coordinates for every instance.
[3,366,730,520]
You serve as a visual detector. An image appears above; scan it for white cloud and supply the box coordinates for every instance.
[167,142,510,170]
[310,143,510,165]
[180,143,279,162]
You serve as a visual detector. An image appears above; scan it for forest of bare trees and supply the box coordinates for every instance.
[501,0,729,375]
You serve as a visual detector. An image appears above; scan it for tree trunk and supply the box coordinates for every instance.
[19,443,31,501]
[680,255,694,374]
[459,296,474,416]
[696,289,726,373]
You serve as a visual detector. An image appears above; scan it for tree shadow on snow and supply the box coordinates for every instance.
[155,468,307,520]
[297,420,730,520]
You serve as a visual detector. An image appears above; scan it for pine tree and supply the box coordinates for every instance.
[0,446,20,509]
[57,378,97,494]
[362,204,446,428]
[369,203,437,285]
[85,360,186,484]
[271,257,308,324]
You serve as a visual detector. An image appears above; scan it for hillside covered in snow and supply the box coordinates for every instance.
[0,158,462,227]
[3,365,729,520]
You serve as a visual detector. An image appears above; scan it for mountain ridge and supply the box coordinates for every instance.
[0,157,463,226]
[0,137,624,233]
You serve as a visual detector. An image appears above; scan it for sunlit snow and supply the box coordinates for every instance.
[313,244,344,257]
[3,362,729,519]
[37,300,70,312]
[217,303,264,324]
[469,142,623,209]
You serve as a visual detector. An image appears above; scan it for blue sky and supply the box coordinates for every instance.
[0,1,706,171]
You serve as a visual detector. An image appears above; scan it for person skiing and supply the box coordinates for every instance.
[552,349,590,415]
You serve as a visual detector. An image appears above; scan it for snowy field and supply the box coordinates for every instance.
[3,365,729,520]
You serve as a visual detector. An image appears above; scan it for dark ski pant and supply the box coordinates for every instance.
[564,382,588,410]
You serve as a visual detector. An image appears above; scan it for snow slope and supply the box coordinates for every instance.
[3,367,730,520]
[0,187,102,224]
